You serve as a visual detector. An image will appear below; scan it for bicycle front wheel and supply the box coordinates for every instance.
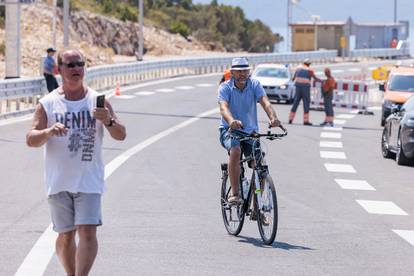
[257,175,278,245]
[220,171,245,236]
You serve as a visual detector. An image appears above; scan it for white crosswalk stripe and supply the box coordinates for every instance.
[334,179,375,190]
[356,200,408,215]
[320,132,342,139]
[320,151,346,159]
[324,163,356,173]
[320,141,343,148]
[333,119,347,125]
[323,126,343,131]
[393,230,414,246]
[336,114,356,119]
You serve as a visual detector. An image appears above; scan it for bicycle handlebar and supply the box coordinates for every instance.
[230,125,288,141]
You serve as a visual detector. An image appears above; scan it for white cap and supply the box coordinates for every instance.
[231,57,252,70]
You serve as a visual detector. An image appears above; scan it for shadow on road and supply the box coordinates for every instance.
[237,235,315,250]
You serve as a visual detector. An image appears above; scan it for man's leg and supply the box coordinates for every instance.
[303,86,312,125]
[56,230,76,276]
[289,87,303,123]
[75,225,98,276]
[228,146,242,198]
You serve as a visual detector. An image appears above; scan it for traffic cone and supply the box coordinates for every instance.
[115,83,121,96]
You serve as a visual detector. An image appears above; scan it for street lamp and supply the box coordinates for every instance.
[137,0,144,61]
[311,15,320,51]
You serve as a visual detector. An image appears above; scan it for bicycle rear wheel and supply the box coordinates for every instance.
[257,175,278,245]
[220,169,245,236]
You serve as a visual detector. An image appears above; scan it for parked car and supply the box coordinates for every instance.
[379,66,414,126]
[381,95,414,165]
[252,64,294,103]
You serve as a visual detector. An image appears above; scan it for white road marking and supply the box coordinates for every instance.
[356,200,408,215]
[320,151,346,159]
[156,88,175,93]
[134,91,155,96]
[114,95,135,99]
[320,132,342,139]
[369,106,382,111]
[334,179,375,190]
[333,119,347,125]
[348,68,361,72]
[175,85,194,90]
[323,126,343,131]
[393,230,414,246]
[14,107,220,276]
[320,141,343,148]
[336,114,356,119]
[14,224,57,276]
[324,163,356,173]
[0,114,33,126]
[196,83,214,87]
[368,66,378,70]
[332,69,344,73]
[350,110,359,114]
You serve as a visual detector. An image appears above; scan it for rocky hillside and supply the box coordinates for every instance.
[0,2,226,78]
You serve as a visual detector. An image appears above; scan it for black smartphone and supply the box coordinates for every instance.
[96,95,105,108]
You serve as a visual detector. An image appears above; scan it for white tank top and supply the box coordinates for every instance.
[40,88,105,195]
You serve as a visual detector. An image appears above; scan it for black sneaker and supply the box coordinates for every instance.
[288,119,293,124]
[320,121,328,126]
[303,122,313,126]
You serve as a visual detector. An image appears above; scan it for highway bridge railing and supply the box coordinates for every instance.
[0,50,337,119]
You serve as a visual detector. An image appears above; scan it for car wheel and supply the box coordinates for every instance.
[381,128,394,159]
[396,133,410,165]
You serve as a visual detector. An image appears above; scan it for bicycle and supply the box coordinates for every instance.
[220,126,287,245]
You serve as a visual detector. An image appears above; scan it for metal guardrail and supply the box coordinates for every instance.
[0,50,338,119]
[349,48,410,59]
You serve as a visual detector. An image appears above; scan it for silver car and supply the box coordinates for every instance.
[252,64,295,103]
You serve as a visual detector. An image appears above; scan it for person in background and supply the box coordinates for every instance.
[27,48,126,276]
[43,47,59,92]
[219,69,231,85]
[320,68,336,127]
[288,58,321,125]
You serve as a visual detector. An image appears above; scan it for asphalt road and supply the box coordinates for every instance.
[1,65,414,276]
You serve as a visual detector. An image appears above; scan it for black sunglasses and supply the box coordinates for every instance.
[62,61,85,68]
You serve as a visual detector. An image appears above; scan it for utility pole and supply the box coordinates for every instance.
[5,0,21,78]
[394,0,397,23]
[137,0,144,61]
[63,0,69,47]
[286,0,291,52]
[52,0,57,48]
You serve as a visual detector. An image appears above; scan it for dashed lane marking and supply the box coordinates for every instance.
[324,163,356,173]
[320,132,342,139]
[323,126,343,131]
[334,179,375,190]
[333,119,347,125]
[332,69,344,73]
[336,114,356,119]
[196,83,214,87]
[156,88,175,93]
[114,95,135,99]
[14,107,220,276]
[175,85,194,90]
[348,68,361,72]
[392,230,414,246]
[356,200,408,215]
[320,141,343,148]
[320,151,346,159]
[369,106,382,111]
[134,91,155,96]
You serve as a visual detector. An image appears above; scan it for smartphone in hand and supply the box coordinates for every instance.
[96,95,105,108]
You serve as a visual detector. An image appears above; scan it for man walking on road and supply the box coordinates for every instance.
[43,47,59,92]
[26,48,126,276]
[218,57,281,204]
[288,58,321,125]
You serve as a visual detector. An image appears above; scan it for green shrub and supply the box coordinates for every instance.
[169,21,190,38]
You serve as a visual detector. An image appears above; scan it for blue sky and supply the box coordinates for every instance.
[193,0,413,29]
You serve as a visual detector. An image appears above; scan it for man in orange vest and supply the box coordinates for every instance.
[219,69,231,84]
[288,58,321,125]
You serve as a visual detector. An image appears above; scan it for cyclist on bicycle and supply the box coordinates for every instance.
[218,57,281,204]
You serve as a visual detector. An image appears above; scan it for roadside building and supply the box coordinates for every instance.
[290,17,409,54]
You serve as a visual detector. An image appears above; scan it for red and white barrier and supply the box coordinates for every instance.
[310,80,369,111]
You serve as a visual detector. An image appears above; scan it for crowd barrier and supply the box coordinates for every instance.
[310,80,372,114]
